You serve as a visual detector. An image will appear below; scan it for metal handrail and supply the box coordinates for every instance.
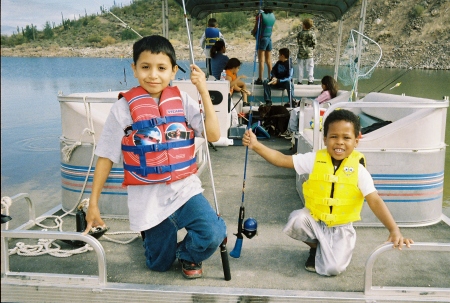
[364,242,450,296]
[1,193,108,286]
[1,229,107,286]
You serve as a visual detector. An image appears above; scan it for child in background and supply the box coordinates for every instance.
[210,40,229,80]
[224,58,252,106]
[199,18,226,77]
[286,75,338,136]
[84,35,227,279]
[296,18,317,85]
[262,47,293,106]
[242,109,413,276]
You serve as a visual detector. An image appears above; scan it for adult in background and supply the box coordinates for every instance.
[297,18,317,85]
[210,40,229,80]
[251,9,276,85]
[199,18,226,77]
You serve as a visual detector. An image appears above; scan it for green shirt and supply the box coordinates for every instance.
[297,29,317,59]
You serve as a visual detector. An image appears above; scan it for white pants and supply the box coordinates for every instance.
[297,58,314,83]
[283,208,356,276]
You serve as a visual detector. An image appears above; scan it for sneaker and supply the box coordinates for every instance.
[180,259,203,279]
[254,78,263,85]
[265,100,273,106]
[242,102,250,107]
[305,248,316,272]
[297,82,302,85]
[307,81,314,85]
[280,129,291,137]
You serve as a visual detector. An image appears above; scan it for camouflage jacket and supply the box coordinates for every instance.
[296,29,317,59]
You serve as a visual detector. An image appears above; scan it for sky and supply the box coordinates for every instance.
[1,0,131,35]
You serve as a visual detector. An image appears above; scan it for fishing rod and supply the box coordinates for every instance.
[229,2,263,259]
[101,6,188,74]
[180,0,231,281]
[373,67,412,93]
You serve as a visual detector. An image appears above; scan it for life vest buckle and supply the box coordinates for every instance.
[155,117,166,125]
[321,198,338,206]
[157,165,171,174]
[320,213,335,222]
[324,174,338,183]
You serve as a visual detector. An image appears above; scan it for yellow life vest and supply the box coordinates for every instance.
[303,149,366,227]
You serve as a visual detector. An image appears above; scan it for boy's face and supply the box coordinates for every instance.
[132,50,177,98]
[278,53,287,62]
[323,121,359,163]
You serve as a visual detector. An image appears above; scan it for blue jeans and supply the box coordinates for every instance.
[263,79,292,105]
[142,193,227,272]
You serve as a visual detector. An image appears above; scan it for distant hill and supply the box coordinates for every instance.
[1,0,449,69]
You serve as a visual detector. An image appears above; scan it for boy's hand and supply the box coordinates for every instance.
[83,204,106,235]
[190,64,207,93]
[239,75,247,79]
[268,78,277,85]
[386,229,414,250]
[242,129,257,149]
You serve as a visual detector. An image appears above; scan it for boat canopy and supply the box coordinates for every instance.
[173,0,358,21]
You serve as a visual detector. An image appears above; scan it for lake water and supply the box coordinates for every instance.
[1,56,449,217]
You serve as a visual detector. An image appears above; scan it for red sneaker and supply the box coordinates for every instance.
[180,259,203,279]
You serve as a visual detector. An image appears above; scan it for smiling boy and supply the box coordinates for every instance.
[242,109,413,276]
[85,35,226,279]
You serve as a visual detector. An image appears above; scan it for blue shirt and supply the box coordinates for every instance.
[211,53,229,80]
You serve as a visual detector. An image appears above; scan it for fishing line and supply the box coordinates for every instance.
[371,67,412,93]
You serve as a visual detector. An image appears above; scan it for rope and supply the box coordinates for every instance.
[9,233,93,258]
[61,128,94,162]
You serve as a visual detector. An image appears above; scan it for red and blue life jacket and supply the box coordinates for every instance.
[120,86,197,185]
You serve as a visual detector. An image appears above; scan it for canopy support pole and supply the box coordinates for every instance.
[333,18,344,81]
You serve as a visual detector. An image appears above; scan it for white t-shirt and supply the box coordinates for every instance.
[95,89,205,231]
[292,152,377,197]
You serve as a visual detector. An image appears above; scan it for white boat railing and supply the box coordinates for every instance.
[364,242,450,297]
[1,194,107,286]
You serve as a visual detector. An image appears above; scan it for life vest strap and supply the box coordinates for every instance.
[123,157,196,176]
[309,173,339,183]
[310,207,360,226]
[132,116,186,130]
[122,137,195,154]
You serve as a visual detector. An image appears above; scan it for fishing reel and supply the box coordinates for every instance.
[62,205,109,247]
[242,217,257,239]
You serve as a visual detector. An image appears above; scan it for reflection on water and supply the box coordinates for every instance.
[1,57,449,209]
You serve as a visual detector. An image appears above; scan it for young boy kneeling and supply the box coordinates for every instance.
[242,109,413,276]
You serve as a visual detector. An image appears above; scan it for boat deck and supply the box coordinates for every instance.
[2,137,449,302]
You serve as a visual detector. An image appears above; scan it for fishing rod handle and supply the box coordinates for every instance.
[220,238,231,280]
[229,237,243,258]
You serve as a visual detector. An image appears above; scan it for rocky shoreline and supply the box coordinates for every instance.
[2,10,449,71]
[2,32,448,70]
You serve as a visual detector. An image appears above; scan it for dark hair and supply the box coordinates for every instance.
[321,75,338,98]
[224,58,241,70]
[208,18,217,27]
[279,48,290,58]
[323,109,360,137]
[263,9,273,14]
[132,35,176,67]
[210,40,226,58]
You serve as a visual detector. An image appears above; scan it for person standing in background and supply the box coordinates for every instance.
[296,18,317,85]
[200,18,226,77]
[252,9,276,85]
